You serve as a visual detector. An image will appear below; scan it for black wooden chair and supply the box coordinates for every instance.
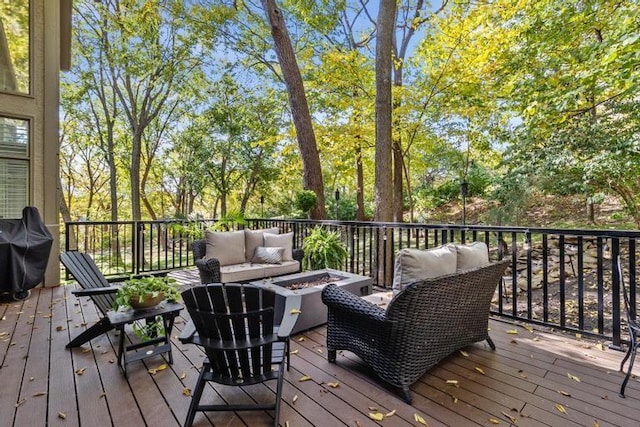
[60,251,168,348]
[60,251,124,348]
[179,283,300,427]
[618,255,639,397]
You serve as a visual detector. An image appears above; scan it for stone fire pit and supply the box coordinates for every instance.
[250,269,372,334]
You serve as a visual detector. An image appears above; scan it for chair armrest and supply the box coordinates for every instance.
[179,320,197,344]
[72,286,120,297]
[278,294,301,338]
[194,257,221,284]
[321,284,386,322]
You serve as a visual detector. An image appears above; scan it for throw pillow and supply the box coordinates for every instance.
[251,246,284,264]
[455,241,489,271]
[244,227,279,263]
[264,232,294,261]
[204,230,246,266]
[392,245,457,293]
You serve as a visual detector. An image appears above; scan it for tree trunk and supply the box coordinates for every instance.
[375,0,396,287]
[261,0,326,219]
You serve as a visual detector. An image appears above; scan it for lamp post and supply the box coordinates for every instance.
[260,195,264,218]
[334,189,340,220]
[460,181,468,225]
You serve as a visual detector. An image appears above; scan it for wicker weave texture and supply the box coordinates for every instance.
[322,259,510,402]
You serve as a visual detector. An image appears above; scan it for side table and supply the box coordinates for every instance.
[107,302,183,377]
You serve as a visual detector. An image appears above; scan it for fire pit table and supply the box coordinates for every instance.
[250,269,372,334]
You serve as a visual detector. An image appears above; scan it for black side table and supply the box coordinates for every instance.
[107,302,183,377]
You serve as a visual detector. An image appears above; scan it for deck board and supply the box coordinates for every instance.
[1,272,640,427]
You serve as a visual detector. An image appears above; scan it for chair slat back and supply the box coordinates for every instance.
[60,251,115,315]
[181,284,277,384]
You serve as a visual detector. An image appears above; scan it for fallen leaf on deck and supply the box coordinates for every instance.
[58,412,66,419]
[556,404,567,414]
[558,390,571,396]
[567,373,581,382]
[290,349,299,355]
[32,392,47,397]
[593,421,600,427]
[292,394,298,403]
[297,337,305,342]
[474,367,485,375]
[15,399,26,407]
[75,368,86,375]
[452,395,458,403]
[385,409,396,417]
[501,411,517,423]
[148,364,167,375]
[460,350,469,357]
[290,309,301,314]
[524,325,534,333]
[488,418,500,424]
[368,412,384,421]
[327,382,339,388]
[506,329,518,334]
[182,388,191,396]
[180,371,187,380]
[576,333,582,339]
[298,375,312,382]
[368,406,378,411]
[596,343,604,351]
[446,379,458,385]
[414,413,428,425]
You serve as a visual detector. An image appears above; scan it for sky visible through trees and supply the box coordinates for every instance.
[60,0,640,229]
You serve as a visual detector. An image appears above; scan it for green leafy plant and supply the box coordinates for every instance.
[301,226,348,270]
[210,210,246,231]
[295,190,317,217]
[113,275,180,311]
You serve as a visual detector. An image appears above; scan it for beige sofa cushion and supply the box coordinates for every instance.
[264,232,294,261]
[219,263,266,283]
[455,241,489,271]
[392,245,457,293]
[263,260,300,278]
[245,227,279,262]
[205,230,246,266]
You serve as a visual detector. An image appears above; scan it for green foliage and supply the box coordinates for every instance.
[302,227,348,270]
[210,210,246,231]
[113,275,179,311]
[295,190,317,215]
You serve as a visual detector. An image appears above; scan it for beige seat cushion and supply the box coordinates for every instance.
[455,241,489,271]
[205,230,246,266]
[263,260,300,278]
[219,263,266,283]
[264,232,294,261]
[362,291,394,310]
[392,245,457,293]
[244,227,279,262]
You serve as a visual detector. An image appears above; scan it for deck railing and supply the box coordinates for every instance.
[64,218,639,347]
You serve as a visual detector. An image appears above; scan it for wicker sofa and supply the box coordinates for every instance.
[191,228,303,284]
[321,258,510,404]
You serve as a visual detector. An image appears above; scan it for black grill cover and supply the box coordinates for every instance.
[0,207,53,293]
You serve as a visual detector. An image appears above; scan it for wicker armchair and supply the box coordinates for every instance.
[321,258,510,404]
[191,239,304,284]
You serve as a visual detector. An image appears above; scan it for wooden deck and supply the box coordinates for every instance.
[2,270,640,427]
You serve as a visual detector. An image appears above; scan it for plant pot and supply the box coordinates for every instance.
[129,292,164,310]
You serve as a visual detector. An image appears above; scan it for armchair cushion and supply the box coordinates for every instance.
[455,241,489,271]
[245,227,279,262]
[264,232,294,261]
[392,245,457,293]
[204,230,245,266]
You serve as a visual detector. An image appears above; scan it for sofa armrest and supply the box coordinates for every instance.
[292,248,303,263]
[194,257,221,284]
[322,283,386,322]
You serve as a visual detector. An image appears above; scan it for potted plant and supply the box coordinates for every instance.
[113,275,180,311]
[301,226,349,270]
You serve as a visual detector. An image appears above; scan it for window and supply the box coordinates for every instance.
[0,116,29,218]
[0,0,30,94]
